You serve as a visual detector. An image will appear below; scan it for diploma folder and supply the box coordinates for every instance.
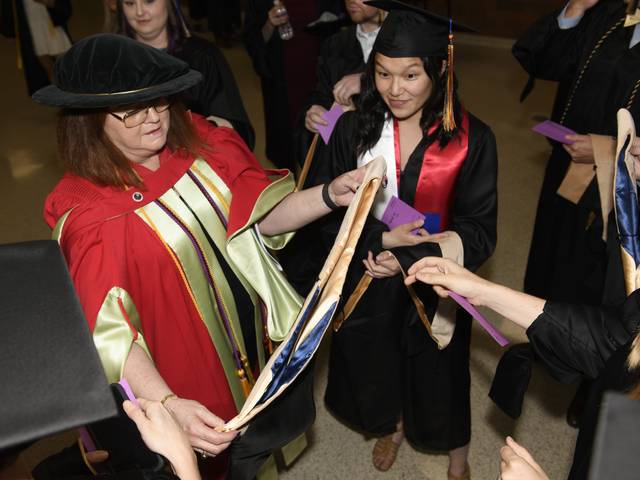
[223,156,387,431]
[0,240,116,451]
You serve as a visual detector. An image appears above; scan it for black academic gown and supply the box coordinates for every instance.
[293,24,365,178]
[244,0,342,169]
[513,2,640,304]
[321,111,497,450]
[527,290,640,479]
[173,36,255,150]
[281,24,366,296]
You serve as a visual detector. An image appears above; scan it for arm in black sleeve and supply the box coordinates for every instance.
[512,6,601,82]
[527,290,640,383]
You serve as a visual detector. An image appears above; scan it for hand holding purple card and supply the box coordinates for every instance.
[532,120,576,145]
[380,196,441,234]
[316,104,345,144]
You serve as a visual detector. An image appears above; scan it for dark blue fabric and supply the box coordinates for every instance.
[615,136,640,266]
[259,296,337,403]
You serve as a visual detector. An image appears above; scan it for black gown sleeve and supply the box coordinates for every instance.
[392,116,498,273]
[527,290,640,383]
[177,37,255,149]
[512,3,622,82]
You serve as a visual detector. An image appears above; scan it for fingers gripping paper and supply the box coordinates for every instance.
[223,156,387,431]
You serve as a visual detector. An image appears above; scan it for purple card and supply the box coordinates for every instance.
[532,120,576,144]
[316,104,345,144]
[447,291,509,347]
[118,378,140,407]
[381,196,424,233]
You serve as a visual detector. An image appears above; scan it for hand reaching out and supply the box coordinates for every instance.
[333,73,362,107]
[405,256,491,304]
[123,398,201,480]
[499,436,549,480]
[161,396,237,457]
[327,165,367,207]
[381,219,435,249]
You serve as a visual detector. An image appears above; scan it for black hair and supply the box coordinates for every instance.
[354,52,462,158]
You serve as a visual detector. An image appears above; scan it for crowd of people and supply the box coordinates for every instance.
[2,0,640,479]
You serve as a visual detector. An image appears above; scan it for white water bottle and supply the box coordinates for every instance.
[274,0,294,40]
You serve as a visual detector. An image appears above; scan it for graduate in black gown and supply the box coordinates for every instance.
[281,0,383,296]
[294,0,383,182]
[514,0,640,305]
[407,255,640,480]
[243,0,343,169]
[117,0,255,149]
[318,2,497,477]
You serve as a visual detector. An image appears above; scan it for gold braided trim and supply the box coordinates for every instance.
[560,17,626,124]
[626,78,640,109]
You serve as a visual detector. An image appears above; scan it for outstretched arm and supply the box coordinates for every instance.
[405,256,545,329]
[258,166,365,236]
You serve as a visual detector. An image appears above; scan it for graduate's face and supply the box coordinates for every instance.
[344,0,379,24]
[121,0,169,42]
[103,100,170,166]
[374,54,433,122]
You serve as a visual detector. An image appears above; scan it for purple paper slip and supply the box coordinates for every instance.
[316,104,345,144]
[118,378,140,407]
[381,196,424,234]
[447,290,509,347]
[532,120,576,144]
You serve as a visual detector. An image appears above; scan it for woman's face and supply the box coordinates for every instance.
[121,0,169,43]
[103,100,171,167]
[374,54,433,122]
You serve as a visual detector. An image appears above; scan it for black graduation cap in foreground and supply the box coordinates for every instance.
[364,0,473,58]
[0,241,116,453]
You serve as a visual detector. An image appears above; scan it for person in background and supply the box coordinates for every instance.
[36,34,364,479]
[319,2,497,477]
[512,0,640,429]
[280,0,383,297]
[243,0,343,169]
[2,0,72,95]
[117,0,256,149]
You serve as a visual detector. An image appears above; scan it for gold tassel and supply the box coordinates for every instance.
[240,355,255,384]
[237,368,252,398]
[442,21,456,133]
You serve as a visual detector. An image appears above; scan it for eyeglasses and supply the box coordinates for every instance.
[109,98,171,128]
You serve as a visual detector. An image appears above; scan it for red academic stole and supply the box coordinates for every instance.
[394,111,469,232]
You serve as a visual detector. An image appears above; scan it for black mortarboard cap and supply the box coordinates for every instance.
[0,241,117,452]
[365,0,472,58]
